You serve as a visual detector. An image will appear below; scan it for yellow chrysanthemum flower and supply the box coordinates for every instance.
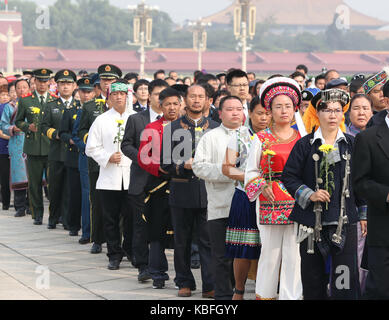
[73,114,77,120]
[95,99,106,104]
[116,120,124,125]
[31,107,40,114]
[195,127,203,132]
[263,149,276,156]
[318,144,337,154]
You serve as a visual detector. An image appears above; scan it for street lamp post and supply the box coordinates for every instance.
[128,1,158,78]
[234,0,256,72]
[189,19,211,71]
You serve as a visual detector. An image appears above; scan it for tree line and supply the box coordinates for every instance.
[7,0,389,52]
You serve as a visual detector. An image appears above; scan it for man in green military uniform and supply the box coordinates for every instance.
[78,64,122,254]
[15,68,56,225]
[59,83,82,237]
[41,69,77,230]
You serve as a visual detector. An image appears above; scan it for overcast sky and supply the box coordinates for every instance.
[26,0,389,24]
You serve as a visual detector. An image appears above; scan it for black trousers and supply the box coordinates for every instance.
[14,189,28,212]
[300,223,360,300]
[99,189,132,261]
[66,167,82,232]
[363,246,389,299]
[149,241,169,281]
[129,192,149,270]
[0,154,10,207]
[48,160,68,225]
[89,171,105,244]
[170,206,214,292]
[208,218,234,300]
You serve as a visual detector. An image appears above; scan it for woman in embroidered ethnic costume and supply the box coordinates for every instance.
[281,89,364,300]
[0,79,30,217]
[222,96,270,300]
[244,77,303,300]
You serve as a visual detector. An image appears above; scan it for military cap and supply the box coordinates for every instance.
[54,69,77,83]
[90,73,100,86]
[77,77,94,91]
[33,68,53,81]
[98,64,122,80]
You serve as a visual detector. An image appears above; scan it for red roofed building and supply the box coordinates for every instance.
[1,9,389,76]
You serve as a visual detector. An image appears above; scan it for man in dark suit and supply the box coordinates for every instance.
[161,84,219,298]
[132,79,150,113]
[121,79,168,282]
[353,110,389,299]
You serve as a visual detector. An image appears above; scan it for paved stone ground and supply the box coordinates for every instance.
[0,198,256,300]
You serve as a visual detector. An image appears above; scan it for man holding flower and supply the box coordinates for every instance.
[15,68,56,225]
[85,79,132,271]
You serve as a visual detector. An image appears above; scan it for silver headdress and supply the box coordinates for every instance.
[320,89,350,106]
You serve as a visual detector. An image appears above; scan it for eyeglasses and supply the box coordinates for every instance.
[229,83,249,88]
[321,109,343,114]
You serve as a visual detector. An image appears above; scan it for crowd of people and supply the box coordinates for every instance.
[0,63,388,300]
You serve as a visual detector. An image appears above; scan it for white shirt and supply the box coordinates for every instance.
[386,112,389,129]
[36,91,47,104]
[60,97,73,107]
[149,106,163,123]
[192,124,236,221]
[311,127,347,164]
[85,107,132,191]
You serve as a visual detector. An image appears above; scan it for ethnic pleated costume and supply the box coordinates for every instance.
[244,77,303,300]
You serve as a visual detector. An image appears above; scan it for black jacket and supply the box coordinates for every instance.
[160,115,219,209]
[121,109,151,195]
[353,121,389,246]
[281,132,361,227]
[366,110,388,129]
[59,102,81,168]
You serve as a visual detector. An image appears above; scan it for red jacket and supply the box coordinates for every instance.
[137,116,167,177]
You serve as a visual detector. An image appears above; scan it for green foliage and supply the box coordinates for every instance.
[7,1,389,52]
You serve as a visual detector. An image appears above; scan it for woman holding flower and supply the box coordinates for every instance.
[281,88,363,300]
[244,77,303,300]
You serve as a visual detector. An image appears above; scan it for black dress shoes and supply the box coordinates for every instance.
[2,205,9,210]
[107,260,120,270]
[138,269,151,282]
[47,224,56,229]
[78,237,90,245]
[90,243,102,254]
[152,280,165,289]
[14,210,26,217]
[69,230,78,236]
[33,219,42,225]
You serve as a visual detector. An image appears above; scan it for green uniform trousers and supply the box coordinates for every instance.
[26,155,48,220]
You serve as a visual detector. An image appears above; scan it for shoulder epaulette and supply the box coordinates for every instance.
[21,93,32,98]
